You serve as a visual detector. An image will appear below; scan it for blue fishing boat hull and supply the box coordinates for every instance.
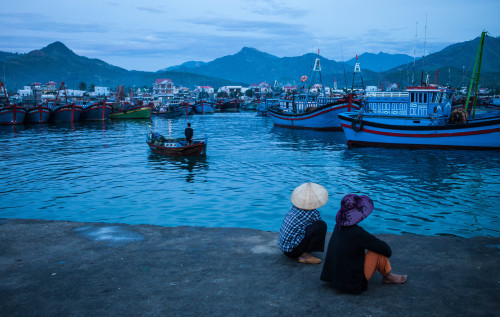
[52,104,83,123]
[194,102,215,113]
[268,101,361,131]
[338,112,500,149]
[25,106,52,123]
[82,103,112,121]
[0,106,26,125]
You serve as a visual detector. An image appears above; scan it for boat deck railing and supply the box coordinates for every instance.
[365,92,409,98]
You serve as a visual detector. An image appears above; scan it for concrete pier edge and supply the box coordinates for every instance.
[1,218,499,316]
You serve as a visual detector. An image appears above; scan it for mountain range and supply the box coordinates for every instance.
[1,35,499,92]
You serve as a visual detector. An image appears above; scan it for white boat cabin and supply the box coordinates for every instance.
[365,85,453,118]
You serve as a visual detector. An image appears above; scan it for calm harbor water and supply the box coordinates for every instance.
[1,112,499,237]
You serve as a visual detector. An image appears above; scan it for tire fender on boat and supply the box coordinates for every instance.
[352,118,363,132]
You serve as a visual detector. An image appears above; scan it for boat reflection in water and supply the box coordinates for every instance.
[147,153,209,183]
[270,126,347,151]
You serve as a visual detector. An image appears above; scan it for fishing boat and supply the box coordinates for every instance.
[146,131,207,156]
[268,56,362,130]
[110,86,152,119]
[82,99,112,121]
[175,101,194,115]
[194,100,215,114]
[215,98,240,112]
[339,31,500,150]
[257,98,271,116]
[193,89,215,114]
[0,82,26,125]
[24,102,52,124]
[242,98,260,111]
[51,82,83,123]
[110,101,153,119]
[153,104,183,118]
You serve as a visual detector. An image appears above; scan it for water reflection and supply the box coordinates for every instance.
[0,124,28,136]
[147,153,209,183]
[0,112,498,237]
[270,126,346,150]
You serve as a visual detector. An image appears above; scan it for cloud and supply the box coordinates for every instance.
[186,17,309,38]
[0,13,108,34]
[137,6,166,14]
[250,0,307,18]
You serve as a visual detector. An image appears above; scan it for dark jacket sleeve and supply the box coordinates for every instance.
[356,227,392,257]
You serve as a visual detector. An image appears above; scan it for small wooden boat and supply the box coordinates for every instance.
[146,132,207,156]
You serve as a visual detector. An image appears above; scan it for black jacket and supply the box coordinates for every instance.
[320,224,391,294]
[185,127,193,140]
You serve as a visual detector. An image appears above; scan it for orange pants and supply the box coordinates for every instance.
[364,251,392,280]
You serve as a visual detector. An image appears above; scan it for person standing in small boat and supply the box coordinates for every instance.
[320,194,407,294]
[278,183,328,264]
[185,122,193,145]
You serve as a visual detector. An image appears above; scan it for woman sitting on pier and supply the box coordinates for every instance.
[320,194,407,294]
[278,183,328,264]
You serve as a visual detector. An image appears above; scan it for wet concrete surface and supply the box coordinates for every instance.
[0,218,499,316]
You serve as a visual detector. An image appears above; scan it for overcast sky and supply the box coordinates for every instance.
[1,0,499,72]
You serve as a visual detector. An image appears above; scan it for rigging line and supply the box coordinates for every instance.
[412,21,418,85]
[456,39,481,88]
[340,43,347,90]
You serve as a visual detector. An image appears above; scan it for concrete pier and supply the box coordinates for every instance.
[1,218,499,316]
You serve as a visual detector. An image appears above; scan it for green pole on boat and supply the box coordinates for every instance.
[464,31,486,119]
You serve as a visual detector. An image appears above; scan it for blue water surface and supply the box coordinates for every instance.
[1,112,499,237]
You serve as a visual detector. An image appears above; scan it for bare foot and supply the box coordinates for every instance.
[298,255,322,264]
[383,272,407,284]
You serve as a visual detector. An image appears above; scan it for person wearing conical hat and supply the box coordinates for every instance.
[277,183,328,264]
[320,194,407,294]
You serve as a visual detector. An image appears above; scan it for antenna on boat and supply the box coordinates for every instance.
[421,12,427,86]
[340,43,347,91]
[412,21,417,85]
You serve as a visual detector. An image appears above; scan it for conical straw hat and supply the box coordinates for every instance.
[291,183,328,210]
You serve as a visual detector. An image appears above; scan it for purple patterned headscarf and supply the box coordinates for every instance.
[335,194,374,228]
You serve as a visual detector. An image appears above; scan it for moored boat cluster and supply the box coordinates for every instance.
[2,32,499,150]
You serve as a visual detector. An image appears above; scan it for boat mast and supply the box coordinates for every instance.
[464,31,487,118]
[304,49,325,101]
[350,55,364,92]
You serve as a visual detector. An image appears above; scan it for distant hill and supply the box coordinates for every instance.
[0,42,244,91]
[2,35,500,92]
[346,52,415,72]
[384,35,500,89]
[161,61,207,72]
[157,36,500,91]
[163,47,354,85]
[0,51,23,62]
